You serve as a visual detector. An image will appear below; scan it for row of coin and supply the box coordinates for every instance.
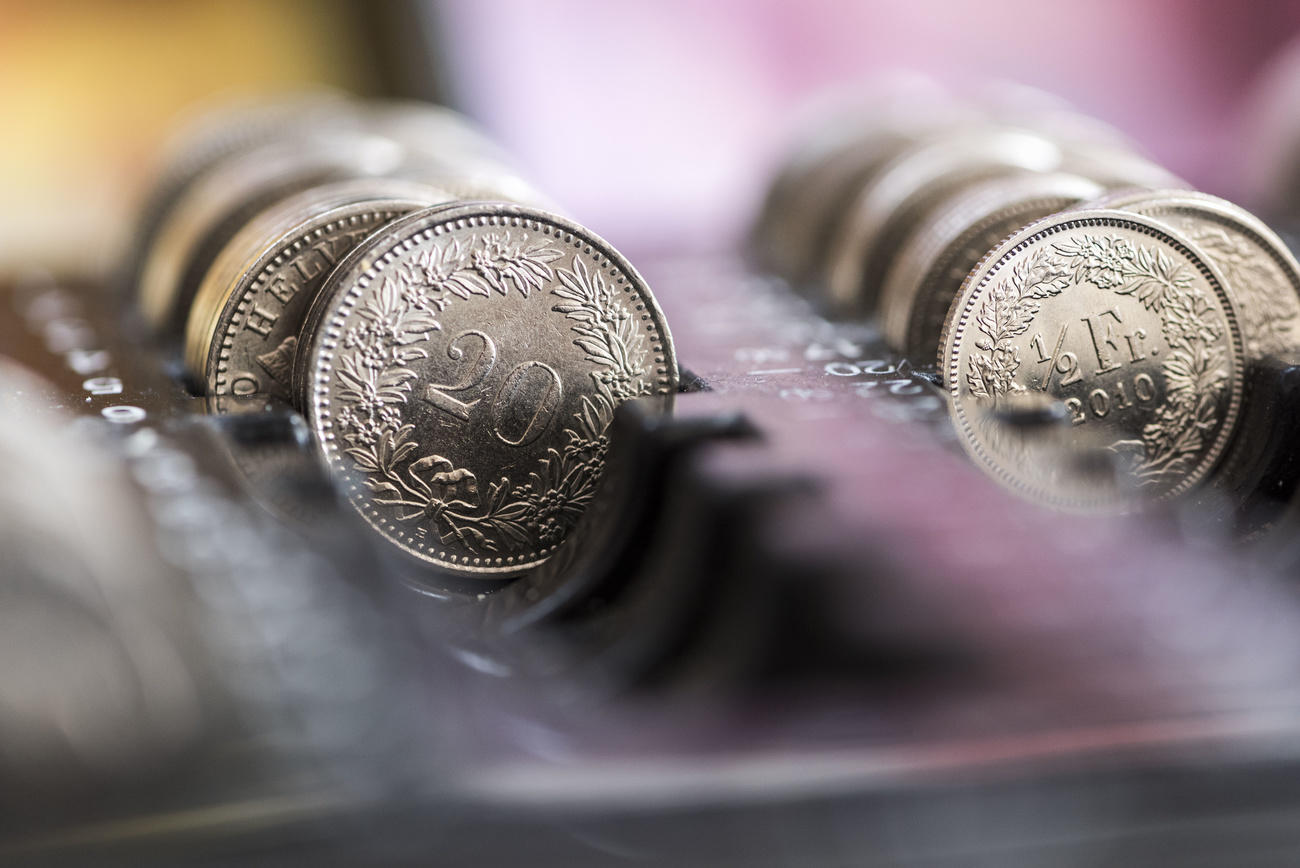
[129,95,678,579]
[753,83,1300,512]
[940,195,1300,510]
[751,81,1184,325]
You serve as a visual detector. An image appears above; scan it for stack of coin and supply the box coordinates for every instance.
[131,96,677,581]
[937,190,1300,512]
[752,81,1184,320]
[755,82,1300,513]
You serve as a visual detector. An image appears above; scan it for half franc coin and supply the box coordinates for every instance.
[940,210,1244,509]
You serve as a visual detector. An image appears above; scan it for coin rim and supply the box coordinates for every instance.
[880,172,1102,358]
[203,199,435,411]
[822,127,1065,315]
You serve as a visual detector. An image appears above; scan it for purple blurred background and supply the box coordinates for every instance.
[6,0,1300,275]
[439,0,1300,256]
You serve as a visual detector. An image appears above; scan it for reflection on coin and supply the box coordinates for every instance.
[186,179,452,412]
[880,172,1103,360]
[822,127,1065,316]
[299,203,677,577]
[1088,189,1300,360]
[941,210,1244,509]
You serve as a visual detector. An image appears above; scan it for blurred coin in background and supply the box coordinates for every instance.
[750,75,975,289]
[880,171,1103,361]
[137,132,409,340]
[123,91,355,297]
[823,126,1065,316]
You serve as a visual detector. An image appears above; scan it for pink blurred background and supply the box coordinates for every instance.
[439,0,1300,256]
[6,0,1300,273]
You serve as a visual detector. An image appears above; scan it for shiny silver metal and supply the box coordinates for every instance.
[297,202,677,577]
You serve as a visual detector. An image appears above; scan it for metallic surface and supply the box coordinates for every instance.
[879,172,1103,360]
[136,112,537,344]
[7,256,1300,863]
[1062,141,1190,191]
[941,210,1245,509]
[121,91,354,298]
[1095,189,1300,360]
[298,202,677,576]
[822,128,1065,316]
[135,136,397,339]
[127,96,514,301]
[186,179,452,411]
[750,86,975,288]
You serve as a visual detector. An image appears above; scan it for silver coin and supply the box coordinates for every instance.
[755,131,931,289]
[879,172,1103,360]
[187,179,453,412]
[366,100,558,209]
[298,203,676,577]
[123,91,354,297]
[751,85,974,287]
[1086,189,1300,360]
[137,133,409,339]
[1062,142,1189,191]
[974,80,1136,151]
[940,210,1244,509]
[822,127,1067,317]
[366,99,520,175]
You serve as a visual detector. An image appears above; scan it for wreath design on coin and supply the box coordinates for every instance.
[965,234,1231,485]
[1178,222,1295,359]
[330,231,650,556]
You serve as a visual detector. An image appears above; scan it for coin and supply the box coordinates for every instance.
[879,172,1103,360]
[976,80,1135,151]
[122,91,353,298]
[137,134,408,340]
[367,101,557,209]
[1086,189,1300,360]
[389,157,555,212]
[298,202,677,577]
[367,99,519,175]
[186,179,453,412]
[822,127,1066,317]
[940,210,1244,509]
[1062,142,1189,191]
[750,83,973,288]
[754,131,933,290]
